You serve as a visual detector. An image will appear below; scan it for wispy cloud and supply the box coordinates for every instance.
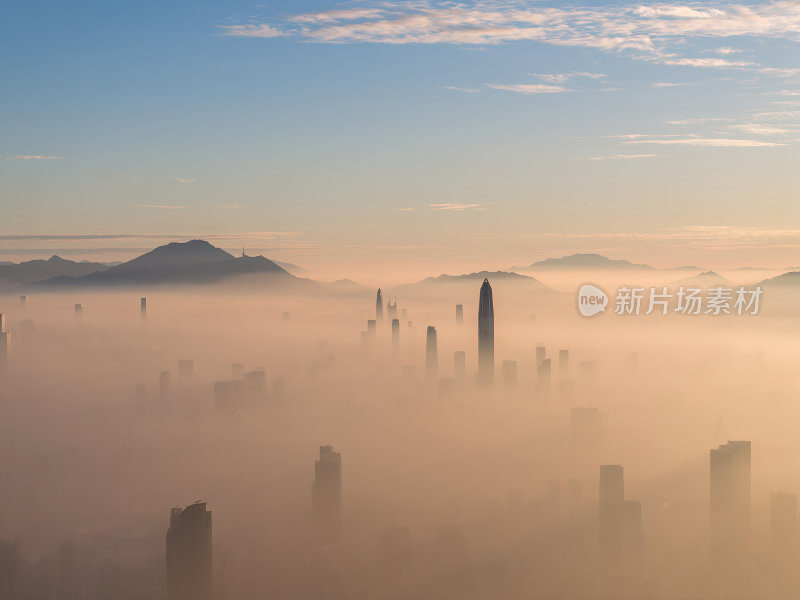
[7,155,61,160]
[220,0,800,73]
[589,153,656,160]
[624,137,783,147]
[218,24,287,38]
[653,82,691,88]
[443,85,479,93]
[170,176,195,183]
[429,203,483,211]
[730,123,790,135]
[530,72,606,84]
[487,83,569,94]
[139,204,187,209]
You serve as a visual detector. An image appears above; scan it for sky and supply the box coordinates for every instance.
[2,0,800,280]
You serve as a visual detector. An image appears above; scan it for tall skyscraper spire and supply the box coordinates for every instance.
[478,278,494,385]
[376,288,384,322]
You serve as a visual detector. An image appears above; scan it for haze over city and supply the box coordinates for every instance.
[3,1,800,599]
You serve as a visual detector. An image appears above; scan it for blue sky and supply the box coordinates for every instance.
[2,1,800,278]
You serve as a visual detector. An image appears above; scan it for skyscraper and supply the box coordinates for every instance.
[166,502,213,600]
[598,465,643,575]
[478,279,494,385]
[710,441,751,558]
[392,318,400,356]
[376,289,383,322]
[0,314,9,367]
[387,299,398,320]
[140,297,147,317]
[313,445,342,544]
[426,326,438,380]
[455,304,463,324]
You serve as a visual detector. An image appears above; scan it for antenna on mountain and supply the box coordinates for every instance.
[242,245,245,258]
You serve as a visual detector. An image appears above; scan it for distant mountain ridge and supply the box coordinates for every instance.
[34,240,302,288]
[394,270,555,295]
[0,255,109,286]
[518,253,654,271]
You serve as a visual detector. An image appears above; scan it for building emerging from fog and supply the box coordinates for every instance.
[478,279,494,385]
[0,314,9,367]
[598,465,643,565]
[313,445,342,545]
[710,441,751,558]
[426,326,438,380]
[376,289,383,322]
[166,502,213,600]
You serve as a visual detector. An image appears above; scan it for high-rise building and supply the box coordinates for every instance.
[426,326,438,379]
[231,363,244,380]
[401,308,407,320]
[454,351,466,380]
[367,319,376,341]
[0,540,19,600]
[376,289,384,322]
[19,295,26,307]
[559,349,569,375]
[478,279,494,385]
[535,345,546,368]
[166,502,213,600]
[313,445,342,544]
[598,465,643,563]
[392,318,400,356]
[455,304,463,324]
[710,441,751,558]
[769,492,798,561]
[140,297,147,317]
[537,358,551,391]
[0,314,9,367]
[74,304,83,315]
[387,299,398,320]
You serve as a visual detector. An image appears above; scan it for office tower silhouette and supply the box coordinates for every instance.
[387,299,398,320]
[231,363,244,380]
[478,279,494,385]
[559,349,569,375]
[140,297,147,317]
[502,360,517,388]
[0,314,9,366]
[74,303,83,315]
[178,359,194,378]
[283,311,290,323]
[710,441,751,559]
[376,289,384,322]
[0,540,19,600]
[598,465,643,569]
[401,308,407,320]
[455,304,463,324]
[313,445,342,544]
[426,326,438,380]
[454,351,466,380]
[19,295,26,307]
[159,371,170,405]
[537,358,551,392]
[392,318,400,356]
[166,502,213,600]
[769,492,798,562]
[367,320,376,341]
[535,345,546,368]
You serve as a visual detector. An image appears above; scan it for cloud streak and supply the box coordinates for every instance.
[220,0,800,71]
[6,155,61,160]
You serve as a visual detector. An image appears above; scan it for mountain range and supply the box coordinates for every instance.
[0,255,110,286]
